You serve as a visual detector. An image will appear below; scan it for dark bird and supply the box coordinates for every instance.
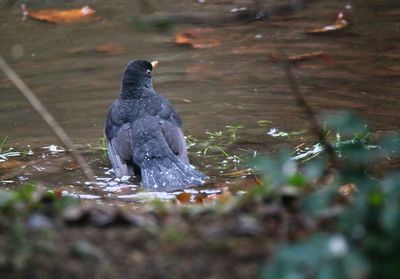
[105,59,206,191]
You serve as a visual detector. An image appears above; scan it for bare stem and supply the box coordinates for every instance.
[277,48,339,169]
[0,55,96,182]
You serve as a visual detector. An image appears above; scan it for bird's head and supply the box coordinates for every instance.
[121,59,158,97]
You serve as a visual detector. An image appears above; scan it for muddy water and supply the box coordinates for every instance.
[0,0,399,207]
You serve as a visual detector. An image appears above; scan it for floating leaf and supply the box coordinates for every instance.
[202,188,232,204]
[21,4,96,24]
[0,160,26,170]
[175,192,192,204]
[288,51,332,63]
[307,12,348,34]
[64,162,80,171]
[175,28,222,49]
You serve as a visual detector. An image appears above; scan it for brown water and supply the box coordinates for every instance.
[1,0,399,207]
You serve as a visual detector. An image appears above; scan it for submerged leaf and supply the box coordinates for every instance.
[175,28,222,49]
[0,160,26,170]
[21,4,96,24]
[64,162,80,171]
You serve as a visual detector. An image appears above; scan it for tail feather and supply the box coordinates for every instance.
[141,157,206,192]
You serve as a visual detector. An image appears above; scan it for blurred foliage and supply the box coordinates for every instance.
[0,185,76,270]
[257,111,400,279]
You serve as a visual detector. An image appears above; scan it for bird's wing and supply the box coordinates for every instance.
[159,120,189,164]
[105,104,133,177]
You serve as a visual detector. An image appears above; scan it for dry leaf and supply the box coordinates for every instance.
[253,175,262,185]
[175,28,222,49]
[21,3,96,24]
[307,12,348,34]
[202,188,232,204]
[288,51,326,62]
[64,162,80,171]
[194,195,205,204]
[176,192,192,204]
[288,51,337,66]
[0,160,26,170]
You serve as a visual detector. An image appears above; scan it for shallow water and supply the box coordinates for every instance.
[1,0,399,207]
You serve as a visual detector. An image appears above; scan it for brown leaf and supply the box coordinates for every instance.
[64,162,80,171]
[176,192,192,204]
[288,51,326,62]
[307,12,348,34]
[253,175,262,185]
[0,160,26,170]
[21,4,96,24]
[202,188,232,204]
[194,194,205,204]
[288,51,337,66]
[175,28,222,49]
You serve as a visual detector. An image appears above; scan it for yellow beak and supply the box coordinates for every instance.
[151,61,159,69]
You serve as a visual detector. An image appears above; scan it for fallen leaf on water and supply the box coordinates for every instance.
[288,51,326,62]
[0,160,26,170]
[175,192,192,204]
[288,51,337,66]
[21,3,96,24]
[194,194,206,204]
[175,28,222,49]
[64,161,81,171]
[202,188,232,204]
[253,175,262,185]
[307,12,348,34]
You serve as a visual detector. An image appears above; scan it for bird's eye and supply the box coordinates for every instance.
[146,69,152,76]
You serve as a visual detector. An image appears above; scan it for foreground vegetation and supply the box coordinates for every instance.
[0,112,398,278]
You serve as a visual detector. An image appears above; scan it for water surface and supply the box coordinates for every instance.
[1,0,399,207]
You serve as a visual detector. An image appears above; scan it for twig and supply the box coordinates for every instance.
[277,48,339,170]
[0,55,95,182]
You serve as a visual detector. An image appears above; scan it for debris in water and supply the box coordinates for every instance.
[21,4,96,24]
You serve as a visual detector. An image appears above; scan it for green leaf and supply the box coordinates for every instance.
[324,111,368,137]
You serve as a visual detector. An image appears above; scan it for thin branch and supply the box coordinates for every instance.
[277,48,339,170]
[0,55,95,182]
